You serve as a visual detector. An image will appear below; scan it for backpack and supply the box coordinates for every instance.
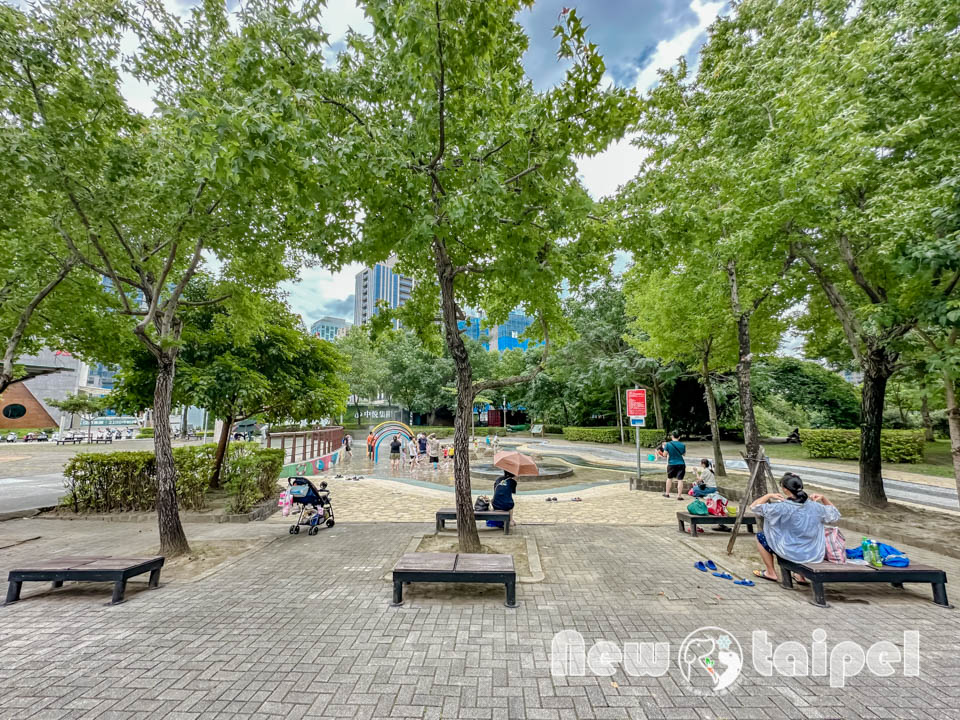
[474,496,490,512]
[824,527,847,564]
[687,499,708,516]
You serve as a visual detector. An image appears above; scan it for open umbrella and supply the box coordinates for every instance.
[493,451,539,477]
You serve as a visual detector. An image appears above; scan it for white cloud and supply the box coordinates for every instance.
[574,0,724,201]
[282,263,363,327]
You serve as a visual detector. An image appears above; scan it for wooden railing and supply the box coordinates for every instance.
[266,427,344,464]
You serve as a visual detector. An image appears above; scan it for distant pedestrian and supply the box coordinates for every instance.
[342,434,353,463]
[389,434,402,471]
[427,434,440,471]
[367,430,375,461]
[662,431,686,500]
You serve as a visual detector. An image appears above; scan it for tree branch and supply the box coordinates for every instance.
[837,234,885,304]
[179,294,231,308]
[430,0,446,170]
[504,164,541,185]
[477,139,511,163]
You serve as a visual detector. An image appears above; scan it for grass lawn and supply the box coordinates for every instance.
[763,439,955,479]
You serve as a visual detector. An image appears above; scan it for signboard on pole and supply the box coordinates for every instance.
[626,388,647,418]
[630,417,645,427]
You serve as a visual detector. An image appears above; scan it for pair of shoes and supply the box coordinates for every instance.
[571,497,582,502]
[694,560,718,572]
[545,496,559,502]
[711,525,732,533]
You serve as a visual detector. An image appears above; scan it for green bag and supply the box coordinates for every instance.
[687,499,709,516]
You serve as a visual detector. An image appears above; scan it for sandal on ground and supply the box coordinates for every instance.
[752,570,779,583]
[734,579,755,587]
[792,574,810,586]
[677,496,684,500]
[711,525,732,532]
[712,572,733,580]
[705,560,717,571]
[694,561,709,572]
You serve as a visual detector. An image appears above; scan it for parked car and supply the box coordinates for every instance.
[2,432,17,443]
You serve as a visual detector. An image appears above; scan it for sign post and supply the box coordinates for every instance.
[626,388,647,490]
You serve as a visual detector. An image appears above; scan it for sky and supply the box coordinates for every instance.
[71,0,728,328]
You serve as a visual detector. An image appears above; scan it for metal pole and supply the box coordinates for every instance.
[634,386,641,489]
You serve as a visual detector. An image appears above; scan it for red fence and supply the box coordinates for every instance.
[267,427,344,465]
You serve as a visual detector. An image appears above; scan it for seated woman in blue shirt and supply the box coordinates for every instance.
[491,470,518,528]
[751,473,841,583]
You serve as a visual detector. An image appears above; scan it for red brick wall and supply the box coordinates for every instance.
[0,383,57,429]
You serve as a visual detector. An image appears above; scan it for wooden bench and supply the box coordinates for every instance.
[5,555,164,606]
[55,437,83,445]
[391,552,517,608]
[436,508,512,535]
[677,511,757,538]
[91,437,113,444]
[777,556,950,609]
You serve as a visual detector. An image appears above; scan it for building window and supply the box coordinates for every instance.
[2,404,27,419]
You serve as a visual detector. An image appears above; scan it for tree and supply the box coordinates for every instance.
[754,358,861,430]
[45,392,109,442]
[298,2,638,551]
[3,1,338,553]
[624,264,742,476]
[337,326,387,426]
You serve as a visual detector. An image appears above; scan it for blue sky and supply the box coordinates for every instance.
[35,0,727,326]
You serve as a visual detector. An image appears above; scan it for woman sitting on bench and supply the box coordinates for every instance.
[751,473,840,583]
[491,470,518,528]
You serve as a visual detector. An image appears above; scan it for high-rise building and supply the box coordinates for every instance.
[310,316,349,341]
[353,257,415,327]
[459,311,536,352]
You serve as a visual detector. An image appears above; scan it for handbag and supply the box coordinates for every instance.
[705,493,728,517]
[474,496,490,512]
[687,499,708,516]
[824,526,847,564]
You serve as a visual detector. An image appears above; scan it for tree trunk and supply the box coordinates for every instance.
[649,383,664,430]
[180,404,189,438]
[210,412,233,489]
[701,359,726,478]
[920,394,935,442]
[153,356,190,556]
[616,384,624,444]
[942,376,960,503]
[561,398,570,426]
[434,243,481,553]
[859,355,891,507]
[734,313,765,493]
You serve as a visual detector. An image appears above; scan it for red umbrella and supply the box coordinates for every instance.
[493,451,539,477]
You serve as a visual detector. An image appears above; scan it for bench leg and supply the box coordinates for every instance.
[391,580,403,607]
[51,580,63,589]
[689,521,698,538]
[932,582,950,608]
[810,582,828,608]
[503,519,510,535]
[148,567,161,589]
[436,517,443,532]
[111,579,127,605]
[777,558,793,589]
[5,580,21,605]
[891,581,904,589]
[678,518,685,534]
[747,523,755,535]
[505,580,517,608]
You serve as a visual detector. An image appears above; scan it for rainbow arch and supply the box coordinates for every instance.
[371,421,414,462]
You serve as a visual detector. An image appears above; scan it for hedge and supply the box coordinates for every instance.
[562,427,666,447]
[800,429,926,463]
[61,443,284,514]
[543,424,563,434]
[136,427,155,438]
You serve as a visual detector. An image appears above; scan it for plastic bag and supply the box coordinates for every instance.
[823,526,846,564]
[687,499,708,516]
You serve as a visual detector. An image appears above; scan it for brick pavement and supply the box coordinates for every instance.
[2,515,960,719]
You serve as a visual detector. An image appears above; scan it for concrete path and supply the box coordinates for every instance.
[0,473,66,514]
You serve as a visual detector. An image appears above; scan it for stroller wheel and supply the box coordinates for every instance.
[308,526,319,536]
[326,518,335,528]
[288,526,296,534]
[292,525,300,534]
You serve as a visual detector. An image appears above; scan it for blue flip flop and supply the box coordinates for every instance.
[712,572,733,580]
[694,561,708,572]
[733,579,755,587]
[706,560,717,571]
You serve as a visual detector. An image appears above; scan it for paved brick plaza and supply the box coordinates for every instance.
[2,513,959,719]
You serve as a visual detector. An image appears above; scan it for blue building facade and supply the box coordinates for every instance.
[459,311,536,352]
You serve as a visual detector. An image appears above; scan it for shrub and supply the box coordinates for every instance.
[223,443,284,514]
[561,427,666,447]
[543,424,563,434]
[800,429,925,463]
[61,443,284,514]
[137,427,155,438]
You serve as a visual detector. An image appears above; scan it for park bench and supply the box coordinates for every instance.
[91,436,113,444]
[391,552,517,607]
[55,437,83,445]
[677,510,757,539]
[436,508,512,535]
[5,555,164,606]
[776,556,950,609]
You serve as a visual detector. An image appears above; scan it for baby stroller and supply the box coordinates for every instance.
[287,478,335,535]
